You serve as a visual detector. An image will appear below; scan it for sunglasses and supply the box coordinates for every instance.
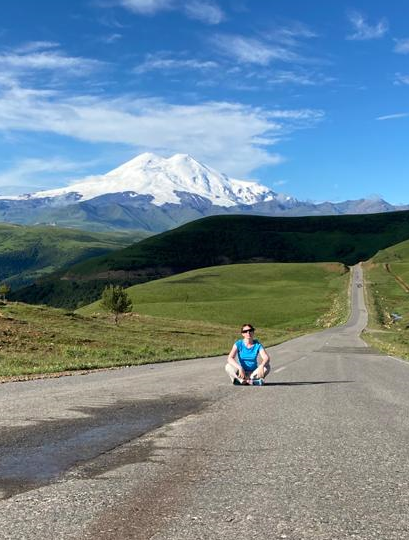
[242,328,254,333]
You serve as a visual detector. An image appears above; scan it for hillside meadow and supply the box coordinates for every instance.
[363,240,409,360]
[0,223,149,290]
[0,262,349,379]
[80,262,350,330]
[13,210,409,309]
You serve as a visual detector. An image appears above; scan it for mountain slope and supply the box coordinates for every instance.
[7,153,278,207]
[0,224,149,289]
[12,210,409,308]
[2,153,405,233]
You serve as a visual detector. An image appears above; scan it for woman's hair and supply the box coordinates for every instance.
[241,323,255,332]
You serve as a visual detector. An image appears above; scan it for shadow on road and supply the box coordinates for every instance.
[263,380,354,386]
[0,394,207,501]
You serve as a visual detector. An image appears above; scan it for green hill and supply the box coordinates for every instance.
[0,223,149,289]
[1,262,348,379]
[362,238,409,361]
[369,238,409,263]
[79,262,349,330]
[13,211,409,309]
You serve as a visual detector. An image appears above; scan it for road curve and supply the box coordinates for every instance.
[0,264,408,539]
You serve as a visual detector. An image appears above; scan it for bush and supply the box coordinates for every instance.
[101,284,132,325]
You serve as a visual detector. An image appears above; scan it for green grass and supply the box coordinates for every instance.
[388,263,409,287]
[0,302,237,378]
[0,223,149,289]
[363,260,409,361]
[0,262,350,379]
[15,211,409,310]
[80,262,350,330]
[370,238,409,263]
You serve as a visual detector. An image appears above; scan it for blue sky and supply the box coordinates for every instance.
[0,0,408,203]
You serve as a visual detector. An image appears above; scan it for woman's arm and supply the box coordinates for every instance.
[227,344,245,378]
[259,347,270,366]
[253,347,270,378]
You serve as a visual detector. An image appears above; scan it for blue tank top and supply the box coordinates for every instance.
[235,339,264,371]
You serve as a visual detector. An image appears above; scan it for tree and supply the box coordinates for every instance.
[101,284,132,325]
[0,283,10,303]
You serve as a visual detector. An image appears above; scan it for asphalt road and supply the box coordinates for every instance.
[0,264,408,539]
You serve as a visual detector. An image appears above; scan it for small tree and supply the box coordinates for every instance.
[0,283,10,303]
[101,284,132,325]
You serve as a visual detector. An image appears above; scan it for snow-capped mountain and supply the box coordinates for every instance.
[0,153,407,233]
[10,153,280,207]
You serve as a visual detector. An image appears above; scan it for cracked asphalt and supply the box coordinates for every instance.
[0,265,408,539]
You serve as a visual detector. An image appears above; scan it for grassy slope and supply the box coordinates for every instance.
[370,239,409,263]
[68,211,409,277]
[13,211,409,309]
[363,239,409,360]
[80,262,350,330]
[0,262,350,378]
[0,223,149,289]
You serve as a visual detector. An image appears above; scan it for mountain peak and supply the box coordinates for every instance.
[111,152,164,172]
[168,153,200,165]
[23,152,277,207]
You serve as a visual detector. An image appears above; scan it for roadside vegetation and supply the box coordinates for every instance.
[363,239,409,360]
[0,262,350,379]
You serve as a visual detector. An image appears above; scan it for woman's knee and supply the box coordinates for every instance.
[225,363,237,375]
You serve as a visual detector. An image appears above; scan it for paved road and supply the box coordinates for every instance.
[0,265,408,539]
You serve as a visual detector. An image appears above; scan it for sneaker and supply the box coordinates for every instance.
[251,378,264,386]
[233,377,247,385]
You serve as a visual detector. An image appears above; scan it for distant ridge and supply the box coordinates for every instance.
[0,223,146,289]
[1,153,407,233]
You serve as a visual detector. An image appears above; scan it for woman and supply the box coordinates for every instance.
[225,324,270,385]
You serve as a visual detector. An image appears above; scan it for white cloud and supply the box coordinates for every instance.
[376,113,409,121]
[265,70,333,86]
[134,53,218,73]
[346,11,388,41]
[272,179,287,187]
[267,22,318,47]
[119,0,174,14]
[0,83,324,177]
[0,52,101,74]
[184,1,224,25]
[211,23,321,68]
[212,34,300,65]
[394,73,409,85]
[117,0,224,23]
[14,41,60,54]
[267,109,324,120]
[394,38,409,54]
[0,157,93,191]
[0,44,104,77]
[100,33,123,44]
[0,72,19,88]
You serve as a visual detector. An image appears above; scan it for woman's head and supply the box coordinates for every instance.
[241,324,255,335]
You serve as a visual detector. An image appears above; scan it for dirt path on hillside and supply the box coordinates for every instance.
[384,263,409,292]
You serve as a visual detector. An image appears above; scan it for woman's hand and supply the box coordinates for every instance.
[255,366,265,379]
[237,367,246,380]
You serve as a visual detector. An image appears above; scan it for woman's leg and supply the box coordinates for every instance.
[225,363,239,382]
[263,363,271,379]
[252,363,271,380]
